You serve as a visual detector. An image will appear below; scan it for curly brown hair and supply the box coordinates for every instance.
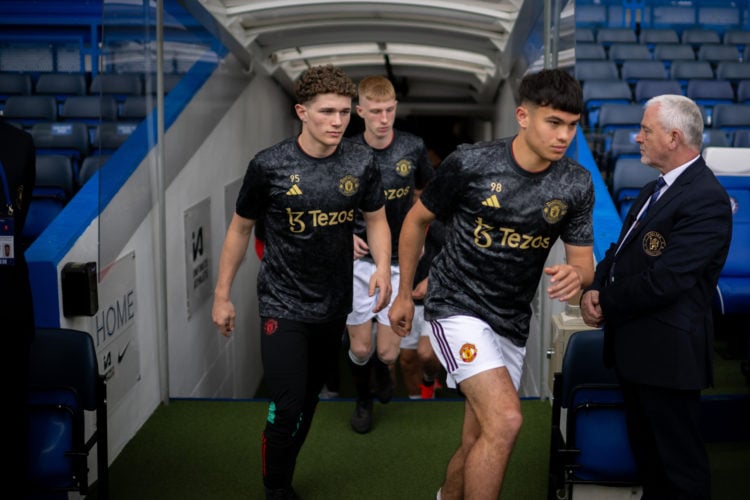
[294,64,357,104]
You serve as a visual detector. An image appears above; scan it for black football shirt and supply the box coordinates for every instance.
[236,137,385,322]
[420,137,594,347]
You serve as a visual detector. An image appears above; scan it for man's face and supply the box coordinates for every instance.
[357,96,397,141]
[517,104,580,163]
[296,93,352,151]
[636,104,672,169]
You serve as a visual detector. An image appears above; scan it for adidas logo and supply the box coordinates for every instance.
[482,194,500,208]
[286,184,303,196]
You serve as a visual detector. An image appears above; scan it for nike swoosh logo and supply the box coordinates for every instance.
[118,341,130,364]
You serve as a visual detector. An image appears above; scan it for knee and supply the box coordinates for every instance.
[377,348,399,366]
[491,408,523,442]
[265,403,303,440]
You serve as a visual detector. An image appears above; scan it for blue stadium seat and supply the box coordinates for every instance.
[723,30,750,59]
[30,121,90,176]
[596,28,637,47]
[681,28,720,48]
[0,72,32,108]
[576,3,608,29]
[737,80,750,104]
[621,60,667,84]
[652,44,695,71]
[60,95,118,123]
[652,5,697,31]
[697,44,741,68]
[78,154,111,188]
[547,329,638,500]
[576,43,607,61]
[92,122,137,154]
[35,73,87,112]
[639,29,679,47]
[574,60,620,83]
[1,95,57,127]
[702,130,730,150]
[583,79,632,129]
[733,130,750,148]
[89,73,143,101]
[34,154,76,201]
[697,5,741,33]
[119,95,154,121]
[608,43,652,66]
[670,61,714,90]
[598,103,644,134]
[22,196,65,240]
[686,79,735,126]
[634,79,682,103]
[575,28,596,44]
[712,104,750,134]
[716,62,750,84]
[611,157,660,220]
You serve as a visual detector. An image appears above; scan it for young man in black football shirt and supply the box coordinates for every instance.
[212,65,391,500]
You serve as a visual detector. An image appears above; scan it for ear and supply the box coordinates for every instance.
[356,105,365,119]
[516,105,529,129]
[294,103,307,122]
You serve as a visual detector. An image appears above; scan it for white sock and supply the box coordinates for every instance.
[436,487,442,500]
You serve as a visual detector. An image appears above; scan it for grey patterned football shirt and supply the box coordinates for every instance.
[351,130,434,263]
[421,137,594,347]
[236,137,385,322]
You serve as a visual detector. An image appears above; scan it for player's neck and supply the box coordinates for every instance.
[364,129,394,150]
[511,136,551,173]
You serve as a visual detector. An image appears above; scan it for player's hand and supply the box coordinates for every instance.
[412,278,428,301]
[544,264,583,302]
[369,267,392,313]
[212,297,236,337]
[353,234,369,260]
[388,295,414,338]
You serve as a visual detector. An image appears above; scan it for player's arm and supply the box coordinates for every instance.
[389,200,435,336]
[362,206,392,312]
[544,243,595,302]
[212,213,255,336]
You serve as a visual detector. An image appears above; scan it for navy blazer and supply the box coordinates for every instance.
[588,157,732,390]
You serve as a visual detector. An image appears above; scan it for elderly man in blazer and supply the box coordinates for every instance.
[581,94,732,500]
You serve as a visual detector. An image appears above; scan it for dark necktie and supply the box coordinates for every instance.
[638,176,666,222]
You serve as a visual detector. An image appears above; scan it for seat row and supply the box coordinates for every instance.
[0,72,182,101]
[577,26,750,49]
[578,42,746,66]
[576,60,750,85]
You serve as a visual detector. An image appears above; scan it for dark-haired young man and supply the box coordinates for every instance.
[212,64,391,500]
[389,68,595,499]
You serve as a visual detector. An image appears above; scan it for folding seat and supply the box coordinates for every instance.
[143,73,183,95]
[639,29,679,47]
[712,104,750,135]
[651,5,697,30]
[576,43,606,61]
[582,79,632,129]
[737,80,750,104]
[733,130,750,147]
[92,122,137,154]
[697,44,741,69]
[596,28,637,47]
[34,154,76,202]
[620,60,667,84]
[78,154,111,188]
[715,62,750,84]
[34,73,87,113]
[723,30,750,59]
[30,121,90,177]
[697,5,741,32]
[576,4,608,30]
[60,95,119,143]
[681,28,720,48]
[608,43,651,64]
[602,127,641,180]
[119,95,154,121]
[634,79,682,103]
[574,60,619,84]
[575,28,595,44]
[611,157,660,220]
[89,73,143,102]
[1,95,57,127]
[701,129,730,150]
[652,44,695,71]
[0,72,32,110]
[669,61,714,91]
[598,103,644,134]
[27,327,109,498]
[686,79,735,126]
[547,329,639,500]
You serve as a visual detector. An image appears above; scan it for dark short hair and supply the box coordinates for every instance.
[519,68,583,115]
[295,64,357,104]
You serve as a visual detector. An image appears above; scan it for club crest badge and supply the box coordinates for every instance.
[338,175,359,196]
[642,231,666,256]
[459,343,477,363]
[263,318,279,336]
[543,199,567,224]
[395,159,413,177]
